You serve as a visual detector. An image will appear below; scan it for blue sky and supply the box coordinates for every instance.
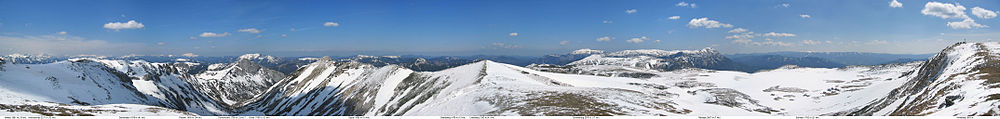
[0,0,998,57]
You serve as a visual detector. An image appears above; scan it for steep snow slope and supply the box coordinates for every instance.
[193,54,286,106]
[90,59,230,115]
[0,60,156,106]
[0,103,197,116]
[0,59,230,115]
[847,42,1000,116]
[239,59,427,115]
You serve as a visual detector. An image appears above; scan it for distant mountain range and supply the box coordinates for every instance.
[728,52,934,66]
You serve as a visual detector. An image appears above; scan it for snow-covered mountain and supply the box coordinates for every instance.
[234,57,928,115]
[533,49,604,65]
[572,48,735,70]
[192,54,286,106]
[1,54,59,64]
[529,47,746,78]
[338,55,472,71]
[844,42,1000,116]
[239,59,700,115]
[335,54,534,71]
[0,58,229,116]
[1,42,999,116]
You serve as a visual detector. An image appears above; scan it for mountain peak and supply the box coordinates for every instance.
[700,47,718,53]
[354,54,377,59]
[606,48,714,57]
[848,41,1000,115]
[571,49,604,55]
[238,53,261,60]
[238,53,277,62]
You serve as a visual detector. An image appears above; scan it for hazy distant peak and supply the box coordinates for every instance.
[607,48,717,57]
[238,53,277,62]
[571,49,605,55]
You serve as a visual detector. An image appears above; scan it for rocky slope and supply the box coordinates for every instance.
[844,42,1000,116]
[191,54,286,106]
[0,58,229,116]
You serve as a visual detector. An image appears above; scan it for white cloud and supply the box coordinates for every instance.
[57,31,67,35]
[754,41,794,47]
[626,9,637,14]
[971,7,998,19]
[866,40,889,45]
[103,20,144,31]
[602,20,613,24]
[800,40,822,45]
[687,18,733,28]
[732,39,752,44]
[281,34,287,38]
[323,22,340,27]
[728,28,748,33]
[676,2,696,8]
[508,32,518,36]
[762,32,797,37]
[920,2,990,29]
[199,32,231,37]
[668,16,681,20]
[725,29,800,47]
[627,36,647,43]
[726,33,754,40]
[238,28,261,34]
[780,3,791,8]
[921,2,968,19]
[156,42,165,46]
[799,14,811,18]
[596,36,613,42]
[890,0,903,8]
[559,40,569,45]
[182,53,199,57]
[736,38,794,47]
[947,18,989,29]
